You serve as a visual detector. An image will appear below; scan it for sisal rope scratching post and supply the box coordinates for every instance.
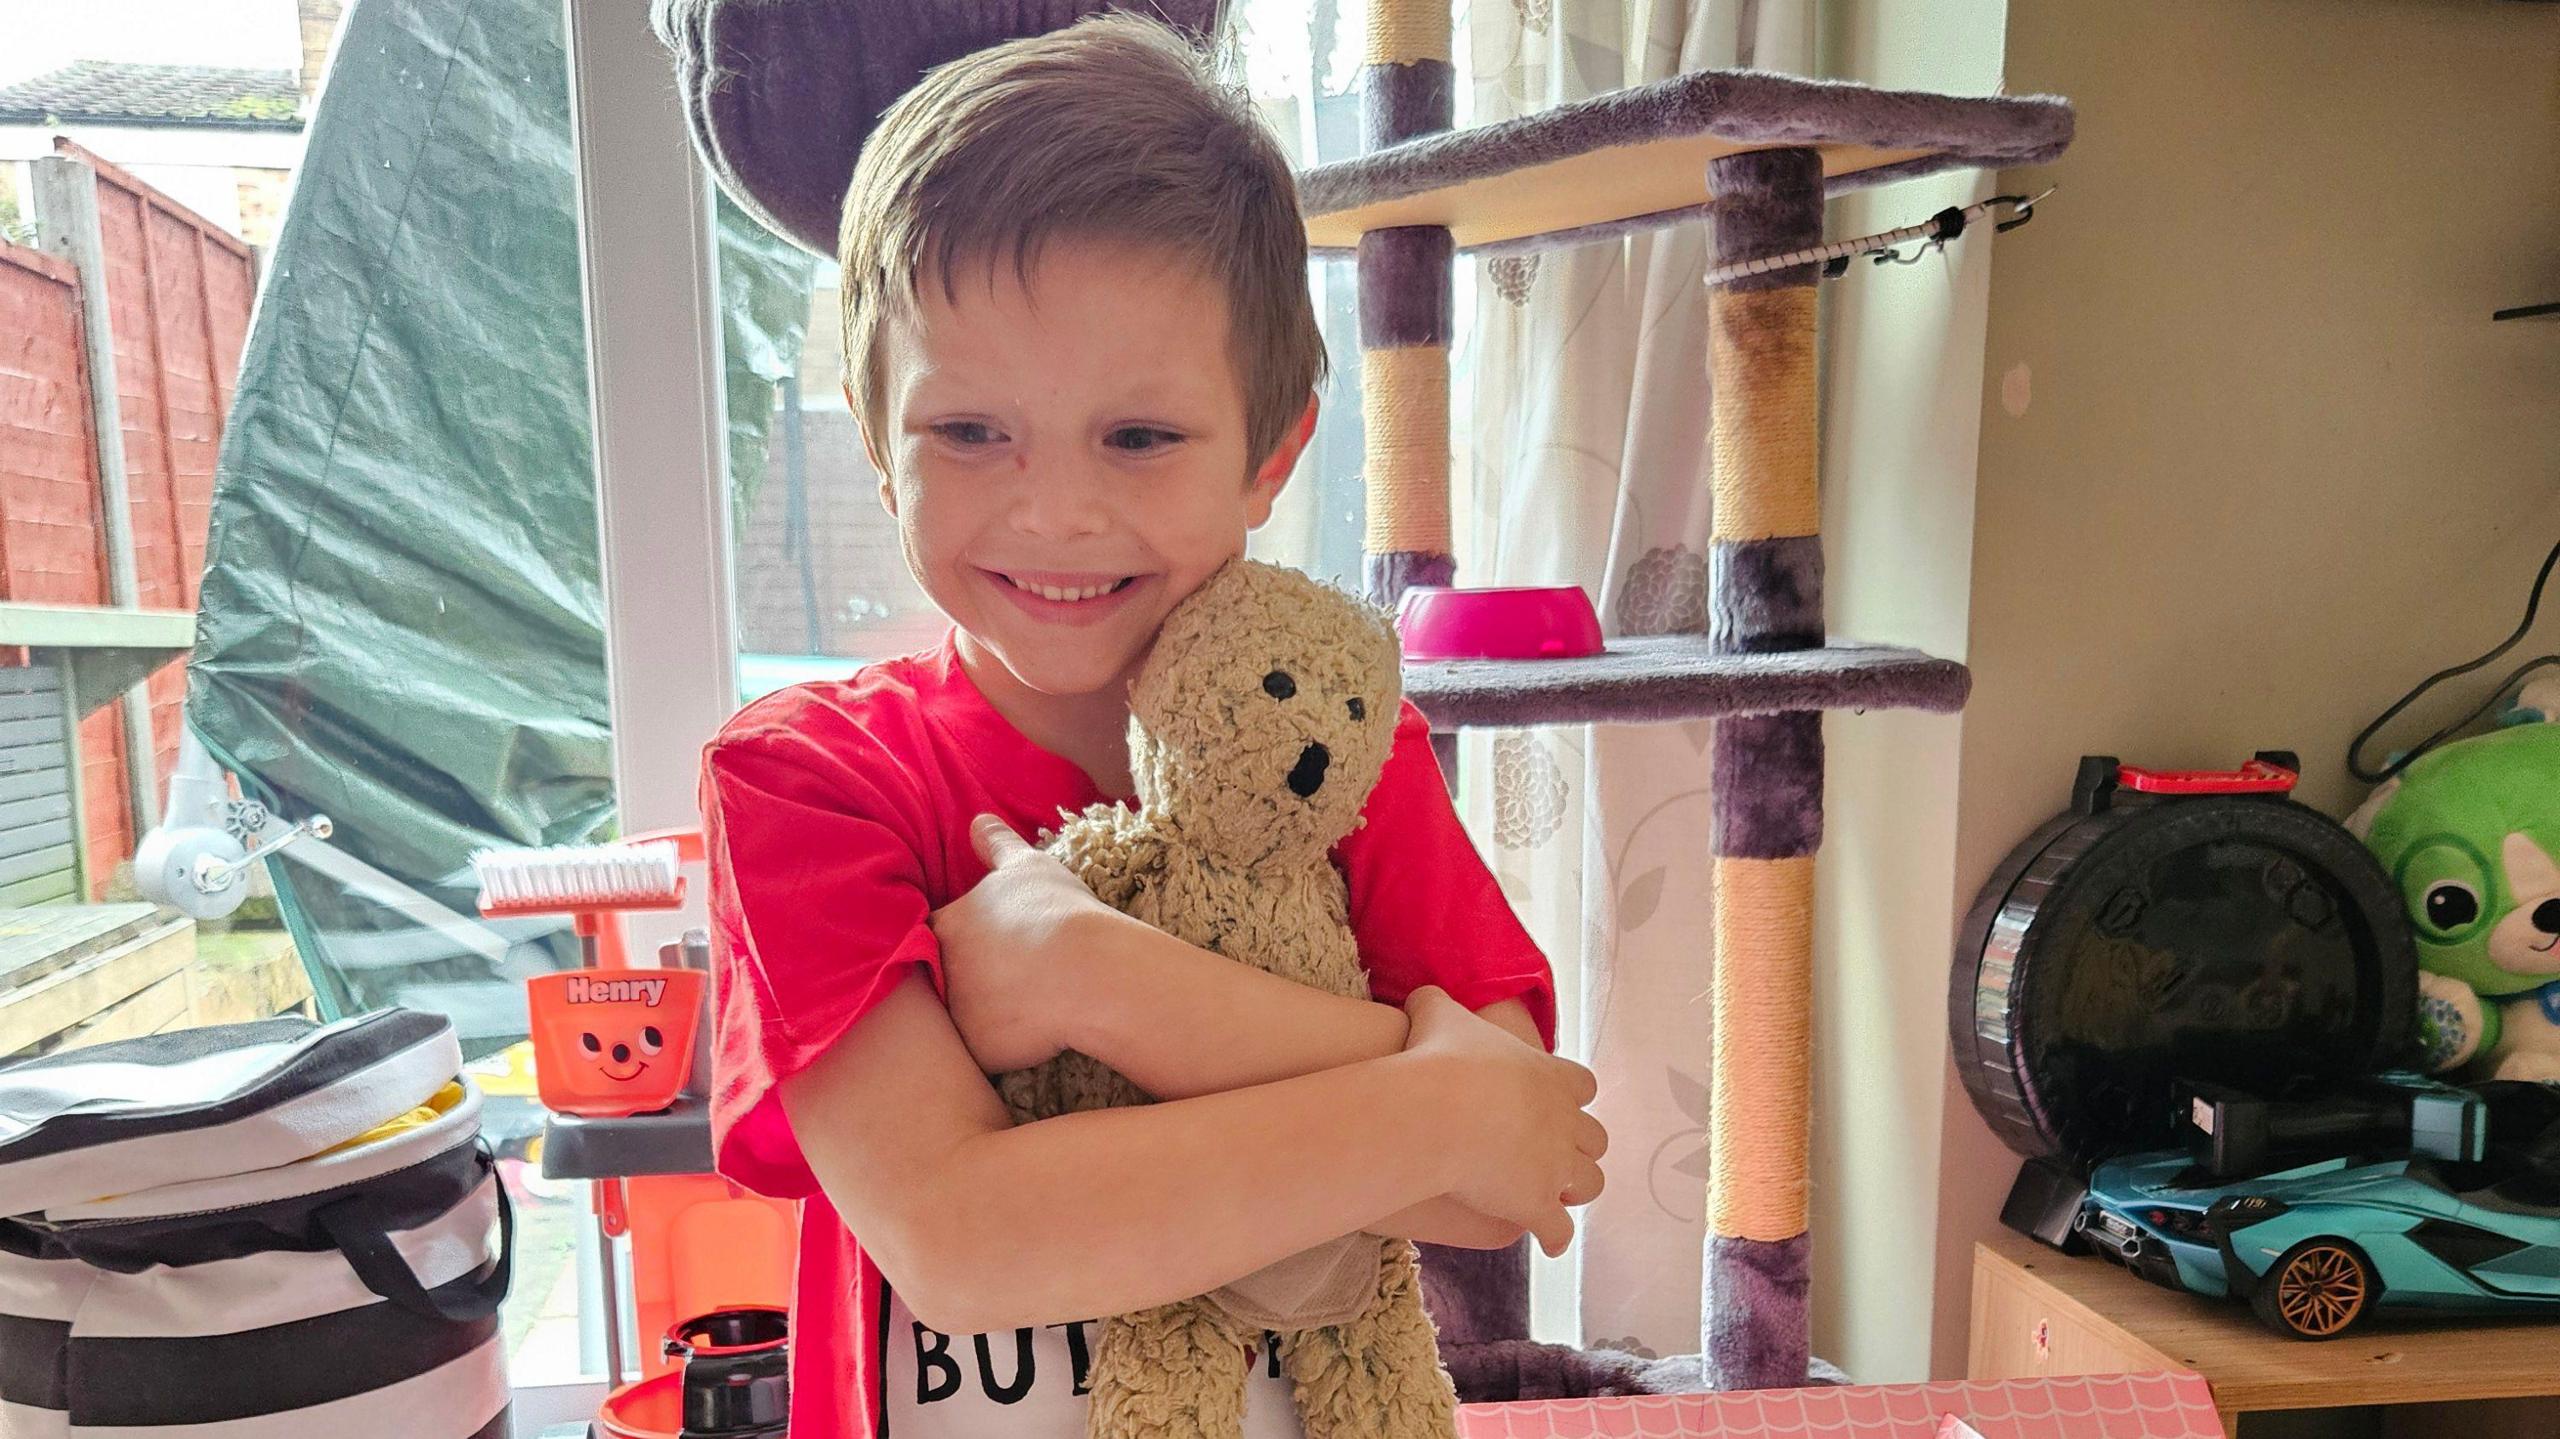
[1361,0,1533,1341]
[1701,145,1825,1392]
[1357,0,1457,609]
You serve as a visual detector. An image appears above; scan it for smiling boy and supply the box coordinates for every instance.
[696,16,1607,1439]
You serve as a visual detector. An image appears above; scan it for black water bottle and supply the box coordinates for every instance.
[665,1307,790,1438]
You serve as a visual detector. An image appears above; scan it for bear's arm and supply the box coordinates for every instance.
[1043,803,1166,913]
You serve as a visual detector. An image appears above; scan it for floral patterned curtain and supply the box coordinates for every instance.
[1456,0,1816,1357]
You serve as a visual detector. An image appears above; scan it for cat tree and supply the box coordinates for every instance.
[655,0,2070,1396]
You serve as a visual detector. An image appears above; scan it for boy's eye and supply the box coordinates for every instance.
[933,421,1001,446]
[1107,426,1182,453]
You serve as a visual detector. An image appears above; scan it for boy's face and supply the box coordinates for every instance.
[859,237,1317,700]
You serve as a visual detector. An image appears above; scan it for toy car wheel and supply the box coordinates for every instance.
[2251,1239,2375,1340]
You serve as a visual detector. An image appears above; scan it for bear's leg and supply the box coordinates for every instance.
[1279,1241,1458,1439]
[1088,1299,1252,1439]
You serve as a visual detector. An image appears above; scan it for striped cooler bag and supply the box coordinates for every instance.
[0,1009,513,1438]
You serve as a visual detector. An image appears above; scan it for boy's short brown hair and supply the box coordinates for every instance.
[839,12,1327,473]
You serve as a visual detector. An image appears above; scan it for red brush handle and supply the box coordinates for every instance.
[2115,759,2298,795]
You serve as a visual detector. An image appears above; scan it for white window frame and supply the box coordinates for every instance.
[507,5,739,1425]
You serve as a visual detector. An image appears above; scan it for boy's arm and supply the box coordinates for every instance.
[783,969,1600,1336]
[1038,906,1550,1247]
[936,817,1553,1249]
[1070,904,1547,1096]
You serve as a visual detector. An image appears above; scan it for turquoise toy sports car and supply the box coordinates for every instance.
[2078,1079,2560,1339]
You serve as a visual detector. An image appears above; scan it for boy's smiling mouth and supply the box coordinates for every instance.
[995,571,1138,601]
[985,568,1146,614]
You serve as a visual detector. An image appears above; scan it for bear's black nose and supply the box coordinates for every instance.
[611,1043,632,1064]
[2535,898,2560,935]
[1288,743,1330,797]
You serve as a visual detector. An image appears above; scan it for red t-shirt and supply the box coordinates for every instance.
[697,631,1555,1439]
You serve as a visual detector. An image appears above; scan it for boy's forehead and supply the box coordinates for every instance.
[881,244,1240,404]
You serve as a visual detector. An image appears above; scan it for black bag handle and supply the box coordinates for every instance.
[314,1142,514,1323]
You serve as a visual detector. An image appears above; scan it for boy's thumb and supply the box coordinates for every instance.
[970,813,1028,865]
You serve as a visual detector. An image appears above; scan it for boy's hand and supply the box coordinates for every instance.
[1401,986,1606,1258]
[931,814,1113,1074]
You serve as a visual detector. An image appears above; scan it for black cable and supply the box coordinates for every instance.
[2347,538,2560,784]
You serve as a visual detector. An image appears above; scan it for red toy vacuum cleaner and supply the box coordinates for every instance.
[599,1306,791,1439]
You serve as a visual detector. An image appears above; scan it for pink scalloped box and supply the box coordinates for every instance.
[1453,1373,2222,1439]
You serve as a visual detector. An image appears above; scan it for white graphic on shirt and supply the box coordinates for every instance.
[882,1286,1306,1439]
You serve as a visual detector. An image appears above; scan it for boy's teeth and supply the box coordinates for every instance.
[1008,575,1119,602]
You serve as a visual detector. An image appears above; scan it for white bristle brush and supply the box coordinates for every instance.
[470,840,686,917]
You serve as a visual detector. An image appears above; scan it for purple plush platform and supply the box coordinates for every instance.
[1302,69,2072,256]
[650,0,1225,256]
[1401,637,1970,731]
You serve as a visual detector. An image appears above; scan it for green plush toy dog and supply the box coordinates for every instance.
[2349,678,2560,1080]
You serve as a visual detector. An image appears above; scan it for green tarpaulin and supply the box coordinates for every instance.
[190,0,810,1053]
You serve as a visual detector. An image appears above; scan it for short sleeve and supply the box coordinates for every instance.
[1337,702,1557,1051]
[698,727,944,1197]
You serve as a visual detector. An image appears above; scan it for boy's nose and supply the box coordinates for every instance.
[1007,462,1113,540]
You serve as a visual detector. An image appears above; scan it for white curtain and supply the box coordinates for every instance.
[1238,0,1816,1361]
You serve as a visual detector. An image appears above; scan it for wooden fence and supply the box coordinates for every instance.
[0,139,252,896]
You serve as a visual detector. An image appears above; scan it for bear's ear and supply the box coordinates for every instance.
[2342,776,2400,841]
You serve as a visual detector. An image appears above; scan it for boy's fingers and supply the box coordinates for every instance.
[970,813,1030,866]
[1562,1159,1606,1207]
[1577,1112,1610,1160]
[1532,1210,1575,1258]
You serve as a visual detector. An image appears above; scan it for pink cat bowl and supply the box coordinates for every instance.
[1395,585,1606,661]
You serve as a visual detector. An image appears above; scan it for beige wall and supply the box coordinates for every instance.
[1944,0,2559,1390]
[1812,0,2558,1393]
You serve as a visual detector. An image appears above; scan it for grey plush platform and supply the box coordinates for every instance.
[1302,69,2073,255]
[1402,637,1969,730]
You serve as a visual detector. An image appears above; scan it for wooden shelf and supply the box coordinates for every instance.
[1402,636,1968,730]
[1970,1227,2560,1432]
[1300,70,2072,253]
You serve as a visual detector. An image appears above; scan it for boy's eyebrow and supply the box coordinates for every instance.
[902,372,1227,417]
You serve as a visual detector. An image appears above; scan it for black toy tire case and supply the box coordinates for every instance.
[1952,786,2416,1165]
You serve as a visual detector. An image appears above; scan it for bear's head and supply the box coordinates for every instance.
[1127,558,1404,869]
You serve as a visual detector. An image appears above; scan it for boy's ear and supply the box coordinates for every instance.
[1246,394,1320,529]
[850,382,897,516]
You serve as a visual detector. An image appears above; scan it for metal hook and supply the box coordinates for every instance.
[1990,187,2055,234]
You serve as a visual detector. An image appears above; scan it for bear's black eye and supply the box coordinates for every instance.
[1346,698,1365,721]
[1263,670,1296,700]
[2424,882,2480,931]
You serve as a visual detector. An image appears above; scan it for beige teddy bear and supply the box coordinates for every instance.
[993,557,1460,1439]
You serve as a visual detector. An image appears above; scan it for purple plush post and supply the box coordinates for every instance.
[1699,145,1826,1393]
